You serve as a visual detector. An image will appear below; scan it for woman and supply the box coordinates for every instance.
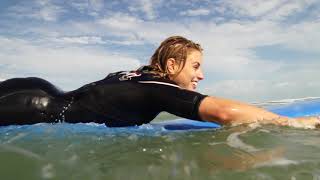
[0,36,319,128]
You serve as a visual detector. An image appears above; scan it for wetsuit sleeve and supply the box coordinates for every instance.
[147,84,207,121]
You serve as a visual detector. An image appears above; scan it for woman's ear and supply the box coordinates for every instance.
[166,58,176,74]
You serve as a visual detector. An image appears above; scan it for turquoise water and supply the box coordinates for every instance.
[1,99,320,179]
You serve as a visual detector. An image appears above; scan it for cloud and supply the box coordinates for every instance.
[203,60,320,102]
[52,36,106,45]
[53,35,144,46]
[69,0,105,17]
[6,0,65,22]
[219,0,318,21]
[98,13,143,31]
[69,0,88,12]
[128,0,161,20]
[98,13,316,56]
[220,0,282,17]
[180,8,210,16]
[264,0,317,21]
[96,13,190,45]
[89,0,105,12]
[1,0,320,101]
[280,21,320,53]
[0,36,140,90]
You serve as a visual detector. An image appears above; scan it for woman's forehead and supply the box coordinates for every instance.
[187,50,202,62]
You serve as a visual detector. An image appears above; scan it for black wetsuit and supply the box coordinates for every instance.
[0,70,207,127]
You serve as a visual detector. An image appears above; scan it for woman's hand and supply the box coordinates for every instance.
[259,116,320,129]
[287,117,320,129]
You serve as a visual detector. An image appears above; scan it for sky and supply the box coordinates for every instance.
[0,0,320,102]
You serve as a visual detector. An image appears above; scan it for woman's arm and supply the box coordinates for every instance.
[198,96,320,128]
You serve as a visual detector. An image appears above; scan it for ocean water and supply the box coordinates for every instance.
[1,98,320,180]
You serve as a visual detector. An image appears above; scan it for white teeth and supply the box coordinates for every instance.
[192,82,198,89]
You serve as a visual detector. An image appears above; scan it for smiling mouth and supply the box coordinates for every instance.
[191,82,198,89]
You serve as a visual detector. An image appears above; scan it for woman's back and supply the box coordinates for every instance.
[0,71,206,127]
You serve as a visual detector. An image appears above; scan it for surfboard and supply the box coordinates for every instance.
[152,98,320,130]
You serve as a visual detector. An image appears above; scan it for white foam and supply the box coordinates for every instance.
[254,158,299,168]
[4,132,27,144]
[41,163,55,179]
[83,122,105,127]
[226,129,259,152]
[0,144,43,160]
[128,134,139,141]
[139,124,154,129]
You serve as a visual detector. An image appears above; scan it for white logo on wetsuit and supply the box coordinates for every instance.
[119,71,142,81]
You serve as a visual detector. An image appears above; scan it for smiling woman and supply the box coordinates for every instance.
[146,36,204,91]
[0,36,319,128]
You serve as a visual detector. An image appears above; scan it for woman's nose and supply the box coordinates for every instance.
[197,69,204,80]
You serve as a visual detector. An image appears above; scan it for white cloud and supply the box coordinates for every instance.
[221,0,282,17]
[264,0,316,21]
[128,0,161,20]
[140,0,156,19]
[38,4,64,21]
[219,0,317,21]
[180,8,210,16]
[98,13,143,30]
[53,35,144,46]
[69,0,88,12]
[7,0,65,22]
[2,0,320,101]
[280,21,320,52]
[69,0,105,16]
[89,0,104,12]
[97,13,190,44]
[105,39,145,46]
[0,36,140,90]
[203,60,320,102]
[53,36,106,45]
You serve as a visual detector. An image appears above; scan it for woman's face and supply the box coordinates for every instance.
[171,50,204,91]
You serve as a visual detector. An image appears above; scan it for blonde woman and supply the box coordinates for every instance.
[0,36,318,128]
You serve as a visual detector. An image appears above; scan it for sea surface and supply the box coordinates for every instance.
[1,98,320,180]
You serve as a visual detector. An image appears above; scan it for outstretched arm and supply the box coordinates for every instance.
[198,96,320,128]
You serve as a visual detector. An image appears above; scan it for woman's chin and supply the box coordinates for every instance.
[180,84,196,91]
[189,85,197,91]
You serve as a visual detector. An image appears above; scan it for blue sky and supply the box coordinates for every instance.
[0,0,320,102]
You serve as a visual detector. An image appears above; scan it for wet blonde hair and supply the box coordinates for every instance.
[138,36,203,78]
